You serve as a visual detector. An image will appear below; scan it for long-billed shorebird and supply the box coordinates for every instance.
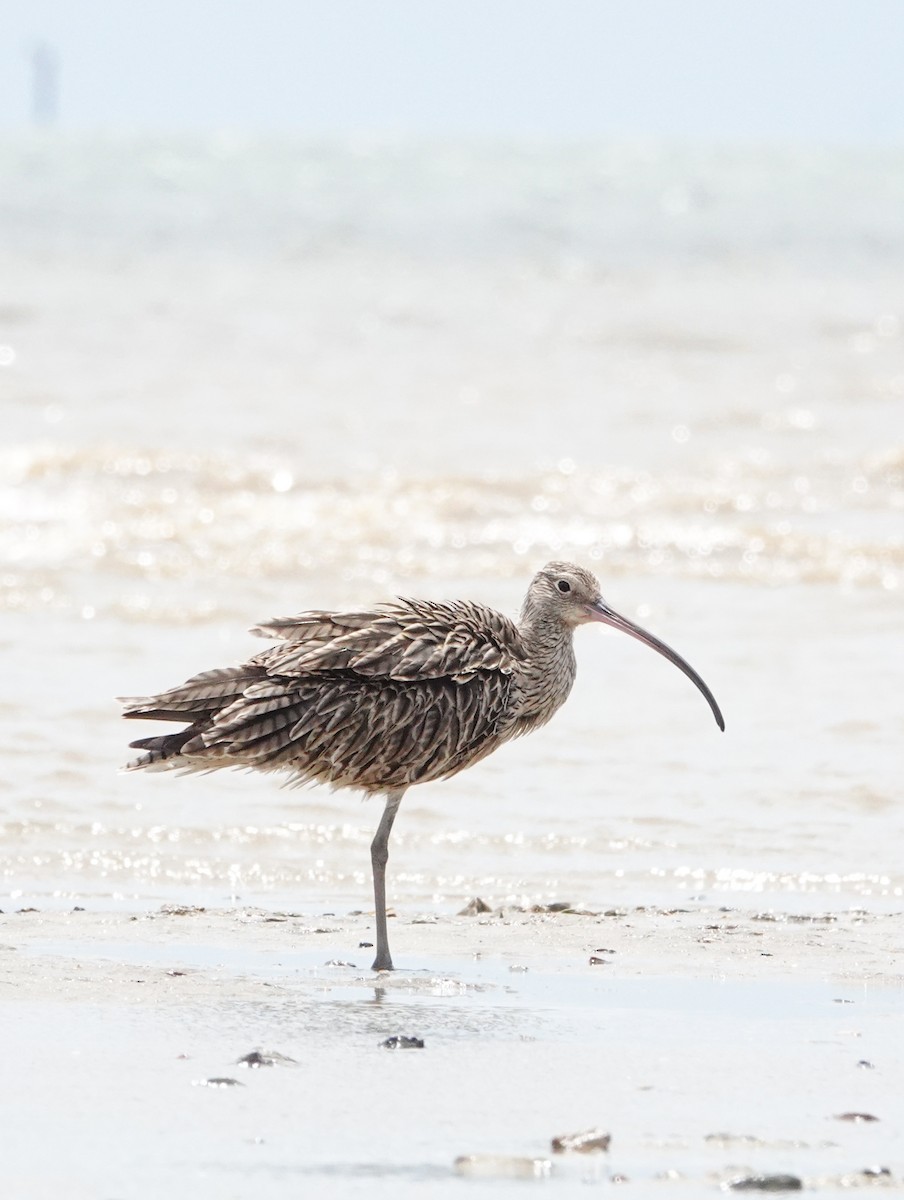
[121,562,723,970]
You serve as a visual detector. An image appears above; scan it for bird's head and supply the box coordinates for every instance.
[526,561,725,731]
[527,561,608,628]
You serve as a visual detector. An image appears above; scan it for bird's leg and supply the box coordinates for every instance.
[370,788,404,972]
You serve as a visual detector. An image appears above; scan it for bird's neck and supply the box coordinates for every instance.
[515,607,578,725]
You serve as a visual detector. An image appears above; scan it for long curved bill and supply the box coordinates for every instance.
[587,600,725,731]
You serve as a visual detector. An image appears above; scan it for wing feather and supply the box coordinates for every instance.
[120,666,264,721]
[250,598,522,684]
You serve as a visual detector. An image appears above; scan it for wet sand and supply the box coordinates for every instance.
[3,902,902,1197]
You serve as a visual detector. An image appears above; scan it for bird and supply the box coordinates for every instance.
[120,561,724,971]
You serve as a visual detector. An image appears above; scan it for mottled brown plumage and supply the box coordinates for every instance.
[121,561,723,969]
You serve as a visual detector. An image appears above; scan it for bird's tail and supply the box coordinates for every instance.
[119,665,263,771]
[124,730,197,772]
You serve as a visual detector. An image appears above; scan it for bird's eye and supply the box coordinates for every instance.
[556,580,571,594]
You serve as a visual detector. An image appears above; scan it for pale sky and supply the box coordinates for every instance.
[1,0,902,144]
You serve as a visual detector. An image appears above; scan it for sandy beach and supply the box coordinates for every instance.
[4,900,902,1197]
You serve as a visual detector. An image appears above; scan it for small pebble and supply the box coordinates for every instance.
[724,1174,802,1192]
[380,1035,424,1049]
[236,1049,298,1068]
[551,1127,611,1154]
[835,1111,879,1122]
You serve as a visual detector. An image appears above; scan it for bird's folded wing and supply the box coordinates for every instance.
[119,666,261,719]
[250,599,522,683]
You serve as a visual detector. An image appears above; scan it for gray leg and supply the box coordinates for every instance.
[370,789,404,971]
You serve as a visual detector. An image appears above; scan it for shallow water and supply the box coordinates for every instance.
[0,135,902,916]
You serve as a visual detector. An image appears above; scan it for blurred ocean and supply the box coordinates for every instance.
[1,136,901,916]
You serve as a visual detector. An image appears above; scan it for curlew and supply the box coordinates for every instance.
[121,562,724,970]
